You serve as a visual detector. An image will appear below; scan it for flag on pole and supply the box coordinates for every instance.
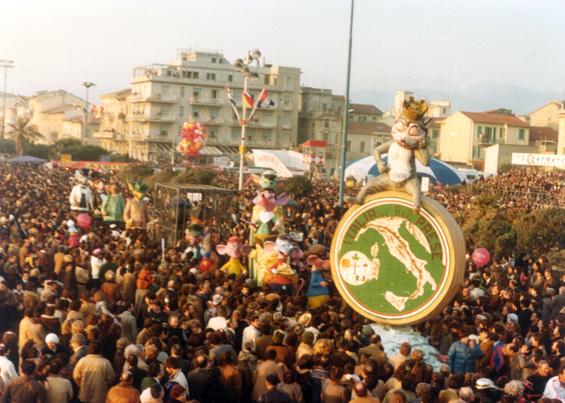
[242,91,254,109]
[257,88,275,108]
[225,87,241,120]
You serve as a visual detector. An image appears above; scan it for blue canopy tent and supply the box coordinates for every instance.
[9,155,47,165]
[345,155,462,185]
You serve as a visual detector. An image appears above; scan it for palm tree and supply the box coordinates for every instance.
[7,117,43,156]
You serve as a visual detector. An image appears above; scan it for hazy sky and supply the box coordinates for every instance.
[1,0,564,112]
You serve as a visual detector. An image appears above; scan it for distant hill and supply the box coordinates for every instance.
[351,83,565,115]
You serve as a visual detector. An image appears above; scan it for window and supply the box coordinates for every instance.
[284,97,291,108]
[211,89,218,99]
[231,129,239,142]
[166,70,172,77]
[179,106,184,117]
[519,128,525,140]
[360,141,365,153]
[219,59,224,64]
[262,131,271,144]
[477,126,482,135]
[193,88,200,98]
[211,57,217,63]
[228,74,233,82]
[210,111,218,122]
[193,71,199,79]
[210,129,217,139]
[162,85,170,96]
[264,75,270,85]
[206,72,216,81]
[432,129,439,139]
[324,120,329,128]
[322,103,327,111]
[323,133,329,142]
[286,76,292,88]
[187,71,192,79]
[193,111,200,118]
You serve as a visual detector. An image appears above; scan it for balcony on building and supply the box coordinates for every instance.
[129,93,177,103]
[189,96,224,107]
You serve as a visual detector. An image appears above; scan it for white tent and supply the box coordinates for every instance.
[252,149,307,177]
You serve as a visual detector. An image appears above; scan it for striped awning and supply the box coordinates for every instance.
[200,146,239,156]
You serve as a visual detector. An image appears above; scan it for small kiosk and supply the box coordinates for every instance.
[152,183,232,246]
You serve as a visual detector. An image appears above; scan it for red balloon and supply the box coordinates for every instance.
[76,213,92,230]
[472,248,490,268]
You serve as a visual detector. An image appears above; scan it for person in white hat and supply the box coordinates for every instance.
[0,343,17,386]
[42,333,68,363]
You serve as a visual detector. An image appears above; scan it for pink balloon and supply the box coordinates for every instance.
[76,213,92,230]
[472,248,490,268]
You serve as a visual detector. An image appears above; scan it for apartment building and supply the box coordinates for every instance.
[298,86,385,172]
[28,90,86,144]
[439,111,530,169]
[529,100,565,155]
[95,49,301,162]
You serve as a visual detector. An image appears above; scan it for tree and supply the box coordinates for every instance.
[0,139,15,155]
[7,117,43,156]
[281,175,313,198]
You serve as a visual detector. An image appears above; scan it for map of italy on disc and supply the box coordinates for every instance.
[331,191,465,325]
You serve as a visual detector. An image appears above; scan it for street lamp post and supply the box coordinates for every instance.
[338,0,355,211]
[0,60,14,139]
[238,74,249,190]
[233,49,262,191]
[82,81,95,144]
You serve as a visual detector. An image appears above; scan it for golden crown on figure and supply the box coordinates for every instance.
[402,97,428,123]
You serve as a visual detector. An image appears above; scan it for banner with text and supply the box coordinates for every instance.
[511,153,565,169]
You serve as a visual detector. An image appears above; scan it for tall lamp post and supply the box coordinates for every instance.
[233,49,262,191]
[82,81,95,144]
[0,59,14,139]
[338,0,355,211]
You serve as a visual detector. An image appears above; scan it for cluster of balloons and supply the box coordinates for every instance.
[178,121,207,158]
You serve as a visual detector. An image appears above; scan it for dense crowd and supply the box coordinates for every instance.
[0,162,564,403]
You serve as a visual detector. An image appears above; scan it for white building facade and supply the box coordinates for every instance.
[95,49,301,162]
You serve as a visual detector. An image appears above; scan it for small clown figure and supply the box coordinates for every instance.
[123,181,150,230]
[305,244,331,309]
[182,223,206,261]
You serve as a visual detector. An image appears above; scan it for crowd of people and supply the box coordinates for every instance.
[0,162,564,403]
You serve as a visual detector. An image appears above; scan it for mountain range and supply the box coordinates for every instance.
[351,83,565,116]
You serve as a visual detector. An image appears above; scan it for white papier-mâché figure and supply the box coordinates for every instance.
[350,97,430,211]
[69,168,94,212]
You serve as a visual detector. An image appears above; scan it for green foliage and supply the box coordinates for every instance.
[172,168,216,185]
[25,144,51,159]
[513,209,565,255]
[7,117,43,156]
[69,145,108,161]
[0,139,15,155]
[48,139,102,161]
[281,175,313,198]
[109,153,131,162]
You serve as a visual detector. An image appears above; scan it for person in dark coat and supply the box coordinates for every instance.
[258,374,292,403]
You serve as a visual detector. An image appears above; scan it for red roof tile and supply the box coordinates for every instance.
[460,111,529,128]
[350,103,383,116]
[529,126,558,142]
[348,121,391,135]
